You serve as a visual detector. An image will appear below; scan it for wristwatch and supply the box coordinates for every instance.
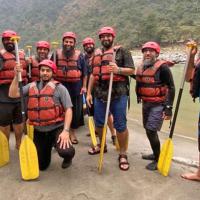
[165,105,173,109]
[64,128,70,132]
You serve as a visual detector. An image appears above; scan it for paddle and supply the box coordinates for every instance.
[157,44,193,176]
[0,130,9,167]
[11,36,39,180]
[51,41,59,63]
[25,45,32,79]
[98,49,116,173]
[83,93,97,147]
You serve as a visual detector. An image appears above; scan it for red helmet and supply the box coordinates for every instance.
[82,37,95,46]
[142,41,160,54]
[36,41,50,50]
[62,32,76,41]
[38,59,57,74]
[98,26,116,38]
[1,30,17,38]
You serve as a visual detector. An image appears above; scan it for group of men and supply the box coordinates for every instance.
[0,27,199,181]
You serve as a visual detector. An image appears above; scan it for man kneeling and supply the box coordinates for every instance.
[9,59,75,170]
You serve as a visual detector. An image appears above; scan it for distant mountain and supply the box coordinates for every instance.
[0,0,199,49]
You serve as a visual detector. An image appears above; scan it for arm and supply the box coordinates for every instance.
[86,73,95,107]
[9,68,21,98]
[57,107,73,149]
[185,41,198,82]
[80,54,87,94]
[160,65,175,120]
[109,47,135,76]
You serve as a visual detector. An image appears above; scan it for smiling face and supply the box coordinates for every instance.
[100,33,114,49]
[40,65,53,81]
[37,47,49,61]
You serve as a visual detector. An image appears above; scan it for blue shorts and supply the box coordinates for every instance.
[142,102,164,131]
[94,95,128,133]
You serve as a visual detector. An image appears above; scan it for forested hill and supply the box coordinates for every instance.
[0,0,200,48]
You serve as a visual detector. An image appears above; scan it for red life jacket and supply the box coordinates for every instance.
[136,60,169,103]
[30,56,40,82]
[92,46,126,82]
[56,49,82,82]
[0,49,27,84]
[27,80,64,126]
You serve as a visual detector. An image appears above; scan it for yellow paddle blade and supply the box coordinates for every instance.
[19,135,39,180]
[27,123,34,140]
[98,126,107,173]
[0,131,9,167]
[88,116,97,147]
[157,138,174,176]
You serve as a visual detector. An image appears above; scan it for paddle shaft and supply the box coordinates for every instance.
[51,42,59,63]
[13,40,26,125]
[26,47,32,79]
[169,47,192,139]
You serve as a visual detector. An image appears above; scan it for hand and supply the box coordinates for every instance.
[80,87,87,94]
[86,93,93,107]
[14,63,23,75]
[57,130,72,149]
[108,62,119,74]
[162,107,172,120]
[186,40,198,57]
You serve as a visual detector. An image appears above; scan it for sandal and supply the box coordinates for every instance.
[88,144,107,155]
[71,138,79,144]
[118,154,129,171]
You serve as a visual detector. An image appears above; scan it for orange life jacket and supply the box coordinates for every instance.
[92,46,126,82]
[30,56,40,82]
[27,80,64,126]
[136,60,169,103]
[0,49,27,84]
[56,49,82,82]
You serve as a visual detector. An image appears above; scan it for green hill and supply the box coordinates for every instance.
[0,0,199,49]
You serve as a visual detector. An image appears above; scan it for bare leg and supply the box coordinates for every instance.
[13,123,24,149]
[69,128,78,144]
[0,125,10,140]
[107,115,116,137]
[117,128,129,170]
[181,154,200,181]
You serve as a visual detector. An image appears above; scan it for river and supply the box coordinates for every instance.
[128,64,199,140]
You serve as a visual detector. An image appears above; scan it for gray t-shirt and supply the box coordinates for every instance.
[23,80,73,132]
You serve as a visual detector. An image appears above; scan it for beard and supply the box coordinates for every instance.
[62,44,74,58]
[84,46,94,54]
[101,40,113,49]
[3,42,15,52]
[143,57,156,68]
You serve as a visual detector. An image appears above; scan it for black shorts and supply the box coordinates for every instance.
[0,102,23,126]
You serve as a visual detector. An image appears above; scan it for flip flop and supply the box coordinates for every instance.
[118,154,129,171]
[71,139,79,144]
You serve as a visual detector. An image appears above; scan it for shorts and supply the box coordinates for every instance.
[94,95,128,133]
[142,102,164,132]
[0,102,23,126]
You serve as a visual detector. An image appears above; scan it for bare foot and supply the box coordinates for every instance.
[181,172,200,181]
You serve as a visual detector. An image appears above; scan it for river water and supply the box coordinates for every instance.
[128,64,199,140]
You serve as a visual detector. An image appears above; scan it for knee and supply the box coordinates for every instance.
[57,145,75,160]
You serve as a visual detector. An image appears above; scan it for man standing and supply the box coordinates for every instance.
[136,41,175,171]
[28,41,50,82]
[0,30,27,149]
[54,32,87,144]
[9,59,75,170]
[82,37,117,145]
[181,42,200,181]
[87,27,134,171]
